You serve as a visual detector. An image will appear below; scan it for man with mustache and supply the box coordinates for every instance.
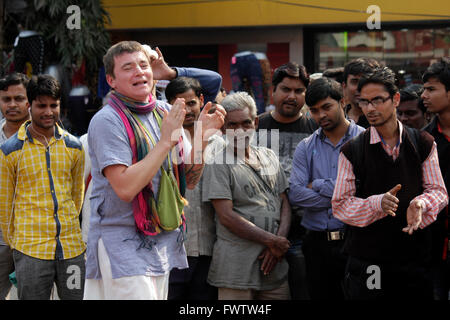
[422,57,450,300]
[257,62,317,299]
[0,74,86,299]
[164,72,223,300]
[288,77,364,299]
[203,91,291,300]
[0,72,30,300]
[332,66,448,299]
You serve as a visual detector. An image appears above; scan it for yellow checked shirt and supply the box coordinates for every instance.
[0,121,86,260]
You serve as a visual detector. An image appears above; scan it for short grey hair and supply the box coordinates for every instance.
[221,91,257,120]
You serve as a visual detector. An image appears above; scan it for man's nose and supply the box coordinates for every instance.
[420,91,428,100]
[366,102,377,112]
[135,65,145,75]
[43,106,53,115]
[287,90,296,100]
[7,99,17,107]
[319,109,328,119]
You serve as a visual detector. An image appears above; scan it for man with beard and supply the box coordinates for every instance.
[332,66,448,299]
[0,75,86,299]
[257,62,317,299]
[0,72,30,300]
[343,58,381,129]
[165,72,223,300]
[288,77,364,299]
[203,91,291,300]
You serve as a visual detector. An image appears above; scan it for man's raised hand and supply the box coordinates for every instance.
[150,47,176,81]
[160,98,186,148]
[196,102,226,141]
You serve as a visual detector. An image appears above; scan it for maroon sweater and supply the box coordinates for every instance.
[341,127,434,264]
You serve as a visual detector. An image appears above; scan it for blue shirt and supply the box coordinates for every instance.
[288,121,365,231]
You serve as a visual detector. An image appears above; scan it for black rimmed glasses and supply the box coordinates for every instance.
[358,96,392,108]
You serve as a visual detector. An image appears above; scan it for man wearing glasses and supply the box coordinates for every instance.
[331,66,448,299]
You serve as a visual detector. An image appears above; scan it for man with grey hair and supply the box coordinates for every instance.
[202,91,292,300]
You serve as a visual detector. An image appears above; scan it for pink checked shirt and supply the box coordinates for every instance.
[332,121,448,228]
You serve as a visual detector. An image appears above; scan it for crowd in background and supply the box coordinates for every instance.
[0,41,448,300]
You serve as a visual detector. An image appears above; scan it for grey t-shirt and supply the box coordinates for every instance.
[85,102,189,279]
[202,145,289,290]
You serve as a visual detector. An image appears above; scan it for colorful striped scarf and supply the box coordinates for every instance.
[108,91,186,236]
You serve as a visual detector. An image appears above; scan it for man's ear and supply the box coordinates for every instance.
[106,74,115,88]
[393,92,400,108]
[254,116,259,130]
[339,98,345,110]
[200,93,204,106]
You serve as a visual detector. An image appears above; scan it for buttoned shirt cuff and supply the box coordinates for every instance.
[369,194,385,215]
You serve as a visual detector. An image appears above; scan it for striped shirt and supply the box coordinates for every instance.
[332,121,448,228]
[0,121,86,260]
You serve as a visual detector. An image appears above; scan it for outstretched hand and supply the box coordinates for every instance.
[402,199,425,235]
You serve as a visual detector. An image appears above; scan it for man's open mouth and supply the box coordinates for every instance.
[133,80,148,86]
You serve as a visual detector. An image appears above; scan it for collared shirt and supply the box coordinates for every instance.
[0,121,86,260]
[332,121,449,228]
[0,118,7,143]
[288,120,365,231]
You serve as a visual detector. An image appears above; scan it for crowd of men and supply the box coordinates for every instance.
[0,40,448,300]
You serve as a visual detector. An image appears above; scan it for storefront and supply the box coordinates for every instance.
[103,0,450,90]
[304,22,450,86]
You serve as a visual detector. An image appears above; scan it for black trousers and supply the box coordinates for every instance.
[302,230,347,300]
[343,255,434,300]
[168,255,217,300]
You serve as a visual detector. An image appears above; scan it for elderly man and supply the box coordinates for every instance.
[203,91,291,300]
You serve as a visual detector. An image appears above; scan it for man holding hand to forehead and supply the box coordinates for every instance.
[332,66,448,299]
[83,41,225,300]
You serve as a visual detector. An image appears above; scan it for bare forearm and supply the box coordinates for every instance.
[277,193,291,237]
[106,140,172,202]
[185,163,205,189]
[219,210,277,247]
[185,133,209,189]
